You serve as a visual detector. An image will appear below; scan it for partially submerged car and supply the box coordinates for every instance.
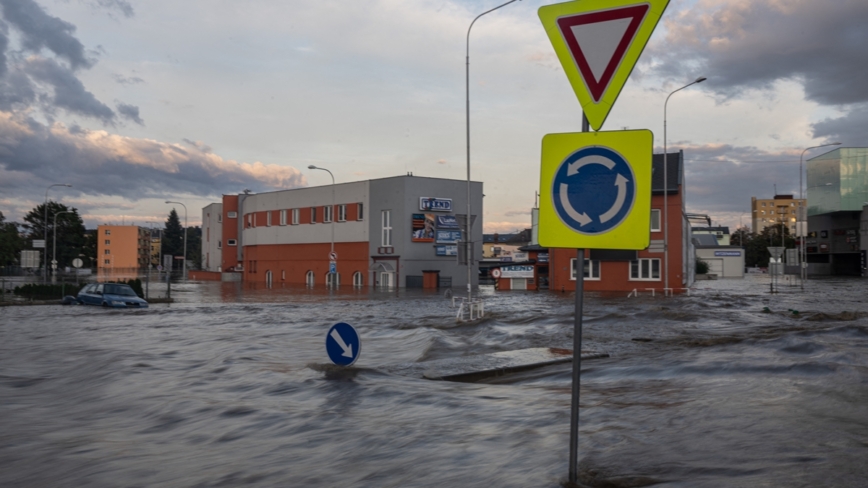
[76,283,148,308]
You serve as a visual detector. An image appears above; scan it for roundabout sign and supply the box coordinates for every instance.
[539,130,652,250]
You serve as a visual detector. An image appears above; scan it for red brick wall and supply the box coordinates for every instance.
[244,241,369,285]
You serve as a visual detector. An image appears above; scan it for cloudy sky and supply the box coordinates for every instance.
[0,0,864,232]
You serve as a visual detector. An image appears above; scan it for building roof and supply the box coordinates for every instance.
[692,234,719,247]
[652,152,682,195]
[692,226,730,234]
[483,229,531,244]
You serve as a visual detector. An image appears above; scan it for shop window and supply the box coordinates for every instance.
[630,258,661,281]
[571,258,600,280]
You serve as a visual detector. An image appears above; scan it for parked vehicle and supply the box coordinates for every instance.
[76,283,148,308]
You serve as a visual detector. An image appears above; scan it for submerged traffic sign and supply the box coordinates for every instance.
[538,0,671,131]
[326,322,361,366]
[539,130,652,250]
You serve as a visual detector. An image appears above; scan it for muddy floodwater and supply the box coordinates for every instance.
[2,276,868,487]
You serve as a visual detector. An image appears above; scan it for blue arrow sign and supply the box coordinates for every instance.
[326,322,361,366]
[551,146,636,235]
[329,261,337,274]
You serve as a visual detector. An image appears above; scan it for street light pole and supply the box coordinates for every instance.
[308,165,336,286]
[43,183,72,283]
[165,201,187,280]
[663,77,705,291]
[799,142,840,287]
[52,210,73,282]
[466,0,520,306]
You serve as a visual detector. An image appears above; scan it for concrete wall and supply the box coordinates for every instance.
[696,248,745,278]
[202,203,222,272]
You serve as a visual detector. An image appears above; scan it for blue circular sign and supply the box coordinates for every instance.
[326,322,361,366]
[551,146,636,234]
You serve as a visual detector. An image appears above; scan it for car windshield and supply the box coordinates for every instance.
[104,284,138,296]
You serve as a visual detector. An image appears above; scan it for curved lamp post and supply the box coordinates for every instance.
[309,165,336,286]
[799,142,840,286]
[52,210,73,282]
[663,77,705,291]
[165,201,187,280]
[44,183,72,283]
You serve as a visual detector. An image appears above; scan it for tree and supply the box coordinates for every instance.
[0,211,25,266]
[21,202,87,268]
[163,209,184,269]
[82,229,97,267]
[185,226,202,270]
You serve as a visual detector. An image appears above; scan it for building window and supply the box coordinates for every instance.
[104,259,110,265]
[217,240,222,249]
[324,205,333,223]
[246,214,252,228]
[218,214,222,223]
[762,203,766,207]
[292,208,299,225]
[358,203,364,221]
[311,207,317,223]
[227,239,237,246]
[381,210,392,246]
[280,210,287,226]
[105,229,111,235]
[306,270,315,287]
[571,258,600,280]
[630,258,661,281]
[104,249,110,255]
[281,270,286,281]
[650,209,661,232]
[353,271,363,287]
[105,239,110,245]
[227,211,237,218]
[327,272,340,288]
[266,212,272,227]
[338,204,346,222]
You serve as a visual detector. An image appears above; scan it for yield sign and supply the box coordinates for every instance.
[538,0,670,131]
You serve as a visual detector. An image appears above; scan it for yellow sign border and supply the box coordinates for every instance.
[539,130,652,250]
[538,0,670,131]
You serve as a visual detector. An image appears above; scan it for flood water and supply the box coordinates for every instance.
[2,275,867,487]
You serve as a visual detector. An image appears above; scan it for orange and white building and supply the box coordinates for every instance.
[96,225,151,277]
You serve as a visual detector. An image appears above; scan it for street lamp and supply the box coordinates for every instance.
[52,210,73,282]
[43,183,72,283]
[799,142,841,286]
[663,76,705,291]
[164,201,187,280]
[308,165,336,286]
[465,0,521,305]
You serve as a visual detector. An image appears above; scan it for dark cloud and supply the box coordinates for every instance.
[25,57,115,123]
[811,105,868,146]
[0,23,7,77]
[650,0,868,106]
[0,0,92,69]
[116,102,142,125]
[0,113,306,202]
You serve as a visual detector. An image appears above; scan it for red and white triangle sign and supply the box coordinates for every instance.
[539,0,670,130]
[558,5,648,102]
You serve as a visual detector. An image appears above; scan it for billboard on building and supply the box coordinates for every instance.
[412,213,436,242]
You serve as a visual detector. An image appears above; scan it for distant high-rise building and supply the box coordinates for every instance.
[751,195,805,235]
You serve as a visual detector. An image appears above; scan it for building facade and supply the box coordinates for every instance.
[97,225,150,276]
[198,175,483,288]
[691,226,731,246]
[751,195,805,235]
[805,148,868,275]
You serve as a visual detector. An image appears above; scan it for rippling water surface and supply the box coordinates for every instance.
[2,276,867,487]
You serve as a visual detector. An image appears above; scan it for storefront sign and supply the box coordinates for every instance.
[436,230,462,244]
[714,251,741,257]
[412,213,435,242]
[420,197,452,212]
[435,245,458,256]
[436,215,460,229]
[500,265,534,278]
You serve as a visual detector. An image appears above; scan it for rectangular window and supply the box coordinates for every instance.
[324,205,333,223]
[246,214,252,228]
[266,212,272,227]
[292,208,299,225]
[105,229,111,235]
[311,207,317,223]
[381,210,392,246]
[358,203,364,221]
[650,209,661,232]
[104,259,110,265]
[280,210,287,226]
[104,249,110,255]
[338,204,346,222]
[218,214,222,223]
[227,211,237,218]
[570,258,601,280]
[105,239,110,245]
[227,239,237,246]
[630,258,661,281]
[217,240,222,249]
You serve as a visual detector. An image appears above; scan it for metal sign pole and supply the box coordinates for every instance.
[569,114,590,486]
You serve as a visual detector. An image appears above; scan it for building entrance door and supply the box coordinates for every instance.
[379,272,394,289]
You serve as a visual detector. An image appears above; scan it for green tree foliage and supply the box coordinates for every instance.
[696,259,709,274]
[0,211,25,266]
[185,226,202,270]
[734,224,797,268]
[22,202,87,268]
[82,230,97,267]
[163,209,184,269]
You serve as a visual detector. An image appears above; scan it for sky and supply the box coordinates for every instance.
[0,0,865,232]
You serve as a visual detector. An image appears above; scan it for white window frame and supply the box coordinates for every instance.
[630,258,661,281]
[650,209,661,232]
[105,229,111,235]
[338,204,346,222]
[570,258,601,281]
[227,239,237,246]
[266,212,272,227]
[381,210,392,247]
[217,240,222,249]
[227,211,237,218]
[353,271,363,287]
[218,213,222,223]
[326,272,340,288]
[280,209,287,226]
[292,208,299,225]
[357,203,364,221]
[306,270,315,287]
[324,205,333,223]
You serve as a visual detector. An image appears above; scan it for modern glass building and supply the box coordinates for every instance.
[807,148,868,216]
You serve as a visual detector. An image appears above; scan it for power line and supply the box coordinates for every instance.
[684,159,800,164]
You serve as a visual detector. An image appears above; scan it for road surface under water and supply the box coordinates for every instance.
[1,275,867,487]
